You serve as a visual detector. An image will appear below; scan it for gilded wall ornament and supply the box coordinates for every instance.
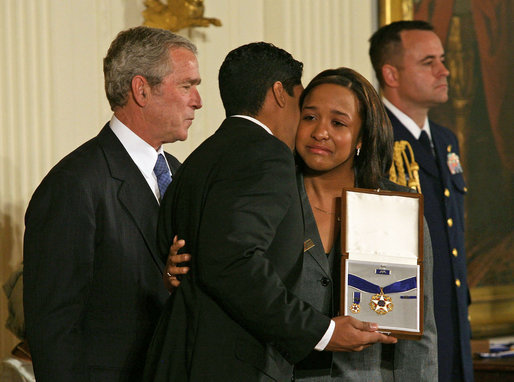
[143,0,221,32]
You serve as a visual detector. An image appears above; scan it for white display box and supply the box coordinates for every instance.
[340,188,424,339]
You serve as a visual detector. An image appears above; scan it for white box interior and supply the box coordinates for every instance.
[345,191,419,265]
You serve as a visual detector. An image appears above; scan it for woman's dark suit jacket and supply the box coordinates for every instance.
[294,173,438,381]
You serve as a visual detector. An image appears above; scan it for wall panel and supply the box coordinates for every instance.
[0,0,55,356]
[263,0,375,84]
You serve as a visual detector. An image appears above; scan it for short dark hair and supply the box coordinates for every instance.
[299,67,393,189]
[103,26,197,110]
[369,20,434,87]
[218,42,303,117]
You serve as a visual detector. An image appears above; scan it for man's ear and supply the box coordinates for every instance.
[382,64,400,88]
[131,75,149,107]
[271,81,286,108]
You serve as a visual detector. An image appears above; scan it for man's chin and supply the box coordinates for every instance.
[432,93,448,105]
[176,123,192,141]
[435,88,449,102]
[175,132,188,142]
[183,120,194,133]
[166,131,188,144]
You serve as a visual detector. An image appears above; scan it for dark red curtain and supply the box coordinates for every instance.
[414,0,455,45]
[471,0,514,172]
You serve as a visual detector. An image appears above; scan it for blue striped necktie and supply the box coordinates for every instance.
[154,154,172,200]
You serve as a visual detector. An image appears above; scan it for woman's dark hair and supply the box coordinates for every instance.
[299,67,393,188]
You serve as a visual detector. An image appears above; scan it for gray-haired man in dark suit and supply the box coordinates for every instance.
[23,26,202,382]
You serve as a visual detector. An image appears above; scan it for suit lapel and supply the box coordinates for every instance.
[97,125,164,272]
[387,110,440,178]
[296,171,331,277]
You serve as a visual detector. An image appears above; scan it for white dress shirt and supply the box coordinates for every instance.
[109,115,170,203]
[230,115,273,135]
[382,97,433,147]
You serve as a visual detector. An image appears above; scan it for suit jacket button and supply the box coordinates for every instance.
[321,277,330,287]
[444,188,450,197]
[455,278,461,287]
[452,248,458,257]
[447,218,453,227]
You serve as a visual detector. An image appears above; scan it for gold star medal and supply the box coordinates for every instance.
[348,274,416,316]
[369,289,393,315]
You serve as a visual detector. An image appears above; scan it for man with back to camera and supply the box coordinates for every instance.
[23,26,201,381]
[143,42,397,382]
[369,20,473,381]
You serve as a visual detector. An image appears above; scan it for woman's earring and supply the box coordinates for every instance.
[356,147,361,156]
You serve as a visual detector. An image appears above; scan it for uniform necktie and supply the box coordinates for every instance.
[418,130,433,156]
[154,153,172,200]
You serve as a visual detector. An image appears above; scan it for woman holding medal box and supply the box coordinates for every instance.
[292,67,437,381]
[163,67,438,381]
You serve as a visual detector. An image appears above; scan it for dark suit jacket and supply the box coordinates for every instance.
[387,109,473,382]
[23,124,180,382]
[294,174,438,381]
[144,117,330,382]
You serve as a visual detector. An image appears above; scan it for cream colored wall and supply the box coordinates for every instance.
[0,0,377,357]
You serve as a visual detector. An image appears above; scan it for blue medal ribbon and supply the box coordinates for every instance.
[348,274,417,294]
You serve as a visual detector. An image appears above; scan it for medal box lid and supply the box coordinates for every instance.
[341,188,423,265]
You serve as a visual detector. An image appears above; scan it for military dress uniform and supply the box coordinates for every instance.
[387,108,473,382]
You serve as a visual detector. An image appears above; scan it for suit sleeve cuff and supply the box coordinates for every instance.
[314,319,335,351]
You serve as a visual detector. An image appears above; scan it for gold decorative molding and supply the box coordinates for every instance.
[446,15,475,178]
[469,285,514,338]
[379,0,413,26]
[143,0,221,32]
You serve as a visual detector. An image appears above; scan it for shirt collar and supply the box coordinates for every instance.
[230,115,273,135]
[109,115,166,179]
[382,97,432,141]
